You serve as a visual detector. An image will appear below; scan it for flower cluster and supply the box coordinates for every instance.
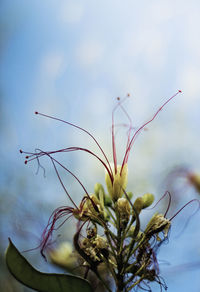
[20,90,190,292]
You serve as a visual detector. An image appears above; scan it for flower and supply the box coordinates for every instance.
[20,90,188,292]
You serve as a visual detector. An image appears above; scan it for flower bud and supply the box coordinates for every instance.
[142,193,154,208]
[105,164,128,201]
[127,191,133,200]
[117,198,131,228]
[48,242,77,270]
[117,198,131,215]
[133,197,144,214]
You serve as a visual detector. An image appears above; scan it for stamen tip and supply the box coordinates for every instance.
[178,90,182,93]
[19,149,23,153]
[24,160,28,164]
[35,111,38,115]
[117,97,120,101]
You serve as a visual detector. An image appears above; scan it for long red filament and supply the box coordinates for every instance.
[143,191,172,218]
[38,149,89,204]
[22,146,113,181]
[118,99,133,156]
[35,111,113,180]
[121,90,182,170]
[40,207,74,258]
[112,94,131,174]
[169,199,200,221]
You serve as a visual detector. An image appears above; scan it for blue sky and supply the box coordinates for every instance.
[1,1,200,291]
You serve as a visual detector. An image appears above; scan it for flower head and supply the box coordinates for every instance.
[20,90,188,292]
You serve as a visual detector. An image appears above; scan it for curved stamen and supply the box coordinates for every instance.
[164,191,172,218]
[112,95,131,174]
[145,191,171,218]
[22,146,113,182]
[35,111,113,179]
[40,207,74,258]
[121,90,182,169]
[118,98,133,167]
[25,148,82,208]
[169,199,200,221]
[36,149,100,211]
[23,206,75,259]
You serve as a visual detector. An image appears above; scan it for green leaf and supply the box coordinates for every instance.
[5,238,93,292]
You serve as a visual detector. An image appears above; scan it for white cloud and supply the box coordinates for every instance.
[76,40,105,67]
[40,51,67,80]
[58,1,84,24]
[180,67,200,100]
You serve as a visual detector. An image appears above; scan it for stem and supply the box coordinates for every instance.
[95,270,113,292]
[106,206,117,225]
[127,276,145,291]
[122,209,140,272]
[115,206,125,292]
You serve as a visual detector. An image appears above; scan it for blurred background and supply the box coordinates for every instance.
[1,0,200,291]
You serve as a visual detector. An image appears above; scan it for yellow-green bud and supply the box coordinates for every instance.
[142,193,154,208]
[105,164,128,201]
[117,198,131,227]
[49,242,77,270]
[127,191,133,200]
[133,197,144,214]
[117,198,131,216]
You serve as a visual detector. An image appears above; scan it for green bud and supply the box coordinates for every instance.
[133,197,144,214]
[117,198,131,228]
[142,193,154,208]
[117,198,131,216]
[127,191,133,200]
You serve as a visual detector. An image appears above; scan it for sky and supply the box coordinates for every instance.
[1,1,200,291]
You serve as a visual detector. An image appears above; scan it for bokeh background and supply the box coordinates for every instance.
[1,0,200,291]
